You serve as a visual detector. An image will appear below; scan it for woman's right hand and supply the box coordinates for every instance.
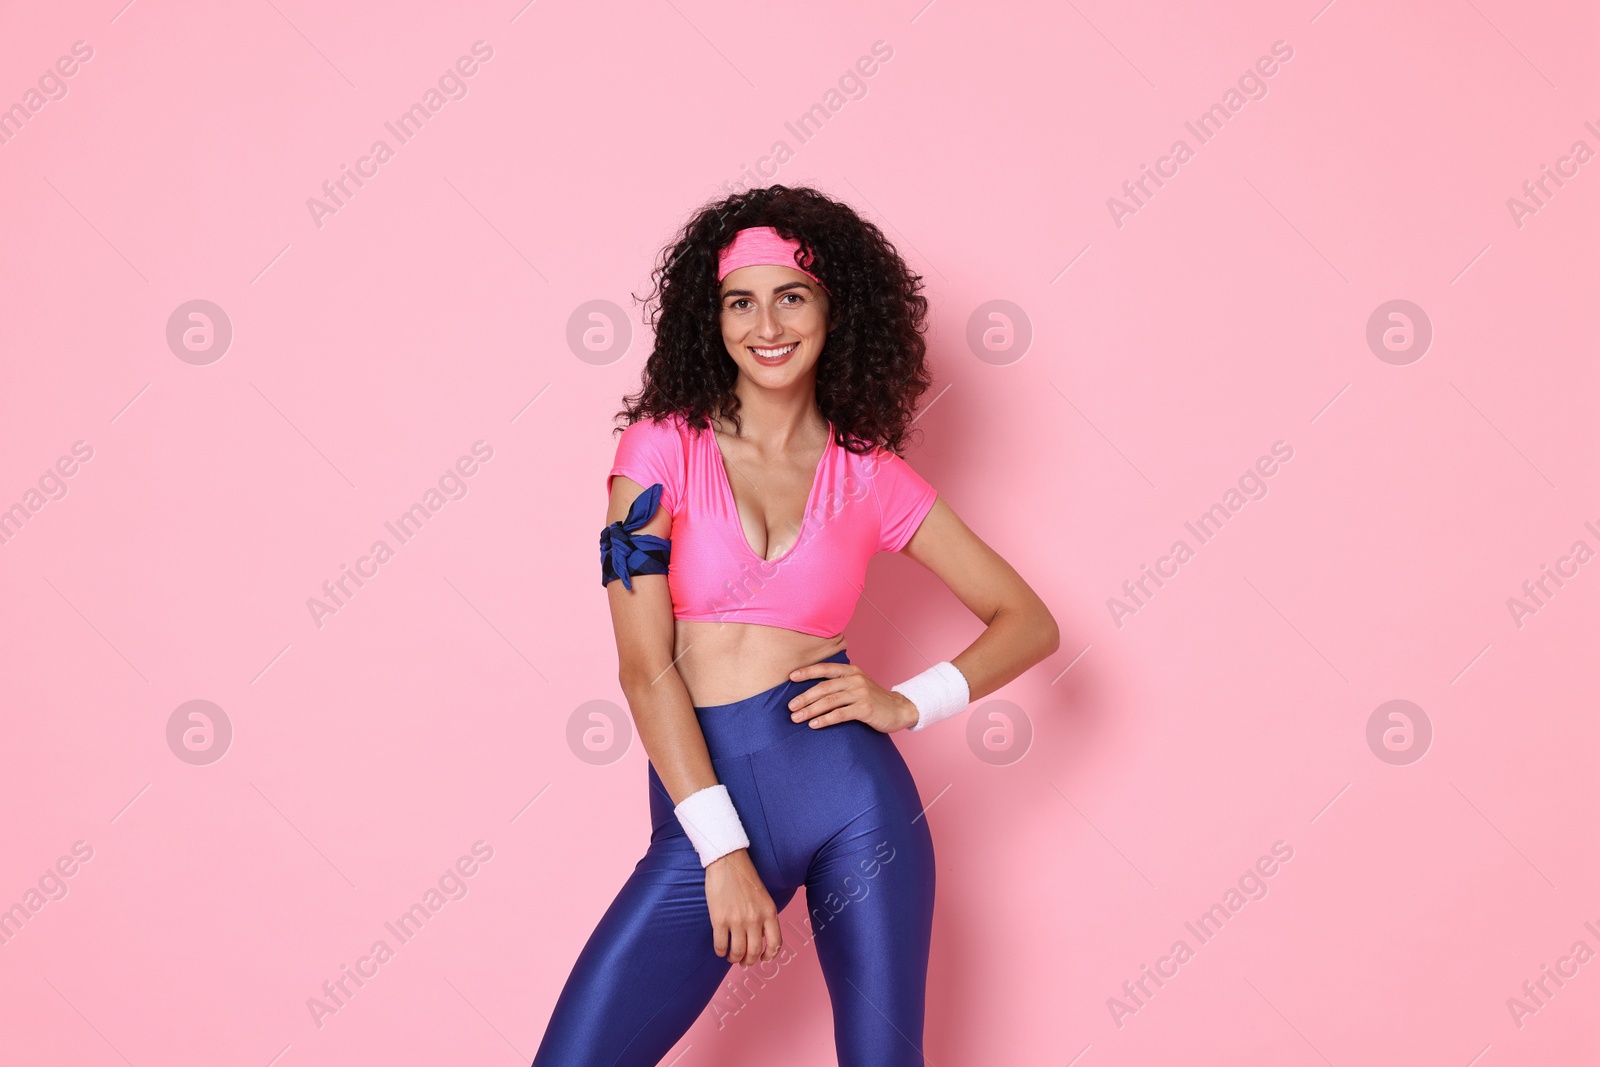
[704,848,782,967]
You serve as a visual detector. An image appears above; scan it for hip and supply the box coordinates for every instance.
[647,650,925,838]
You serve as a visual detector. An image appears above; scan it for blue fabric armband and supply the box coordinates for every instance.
[601,482,671,590]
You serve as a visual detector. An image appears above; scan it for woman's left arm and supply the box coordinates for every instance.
[787,497,1061,731]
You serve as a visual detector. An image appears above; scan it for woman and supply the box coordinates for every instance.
[533,184,1059,1066]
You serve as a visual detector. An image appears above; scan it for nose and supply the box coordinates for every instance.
[755,300,784,340]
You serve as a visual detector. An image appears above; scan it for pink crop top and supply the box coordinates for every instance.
[605,413,938,638]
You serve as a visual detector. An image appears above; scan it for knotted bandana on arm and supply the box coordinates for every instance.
[600,482,672,589]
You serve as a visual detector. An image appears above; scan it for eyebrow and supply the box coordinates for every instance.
[720,280,816,298]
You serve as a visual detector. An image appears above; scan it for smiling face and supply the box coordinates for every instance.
[718,263,831,391]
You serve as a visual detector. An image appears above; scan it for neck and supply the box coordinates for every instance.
[722,376,827,447]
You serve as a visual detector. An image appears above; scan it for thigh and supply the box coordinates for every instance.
[801,730,937,1067]
[531,829,727,1067]
[534,765,797,1066]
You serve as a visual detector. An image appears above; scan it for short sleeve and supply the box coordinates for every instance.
[607,415,685,516]
[870,449,938,553]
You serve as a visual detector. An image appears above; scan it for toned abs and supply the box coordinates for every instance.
[673,618,846,707]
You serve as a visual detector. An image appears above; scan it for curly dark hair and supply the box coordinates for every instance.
[617,184,931,456]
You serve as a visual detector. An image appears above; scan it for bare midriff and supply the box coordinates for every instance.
[673,618,847,708]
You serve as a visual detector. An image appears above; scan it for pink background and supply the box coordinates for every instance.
[2,1,1597,1063]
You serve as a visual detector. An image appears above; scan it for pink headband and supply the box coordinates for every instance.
[716,225,828,293]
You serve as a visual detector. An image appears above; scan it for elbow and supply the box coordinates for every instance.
[995,597,1059,664]
[617,665,652,703]
[1028,597,1060,661]
[617,657,674,703]
[1038,610,1061,660]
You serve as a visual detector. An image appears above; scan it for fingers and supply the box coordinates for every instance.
[708,851,785,967]
[787,660,848,683]
[788,673,864,717]
[788,687,833,720]
[724,919,771,967]
[719,900,778,966]
[790,686,862,725]
[802,709,847,729]
[740,914,776,966]
[761,913,784,962]
[713,918,760,965]
[787,675,838,716]
[744,920,765,966]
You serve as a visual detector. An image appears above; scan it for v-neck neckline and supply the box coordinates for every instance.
[708,418,833,565]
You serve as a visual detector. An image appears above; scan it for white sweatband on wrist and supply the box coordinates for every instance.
[673,784,750,867]
[894,660,971,732]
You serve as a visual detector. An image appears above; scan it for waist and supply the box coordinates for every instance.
[674,619,845,707]
[694,649,852,759]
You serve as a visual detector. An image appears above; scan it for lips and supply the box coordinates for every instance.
[750,342,798,361]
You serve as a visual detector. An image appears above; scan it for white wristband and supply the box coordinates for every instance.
[673,784,750,867]
[893,660,971,732]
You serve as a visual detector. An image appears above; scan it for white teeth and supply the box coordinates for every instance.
[753,343,797,359]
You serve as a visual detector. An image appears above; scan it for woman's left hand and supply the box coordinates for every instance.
[786,661,919,733]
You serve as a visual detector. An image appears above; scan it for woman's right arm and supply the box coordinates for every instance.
[604,473,782,968]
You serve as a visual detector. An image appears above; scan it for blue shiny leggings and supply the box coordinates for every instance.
[532,650,936,1066]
